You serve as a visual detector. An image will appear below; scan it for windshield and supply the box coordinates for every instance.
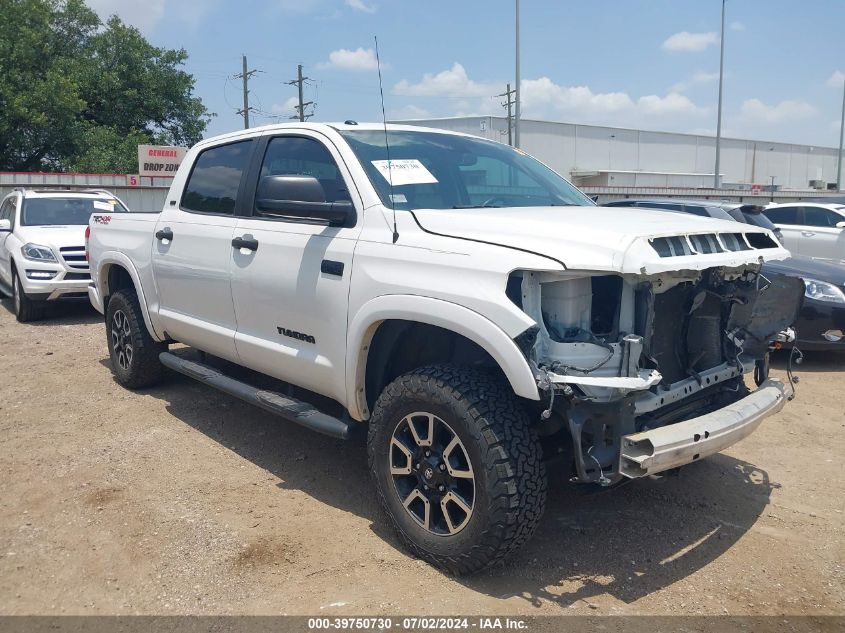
[22,197,128,226]
[339,130,595,210]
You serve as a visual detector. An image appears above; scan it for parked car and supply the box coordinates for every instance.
[86,123,803,574]
[762,256,845,351]
[762,202,845,260]
[603,198,785,243]
[0,188,129,322]
[604,197,842,350]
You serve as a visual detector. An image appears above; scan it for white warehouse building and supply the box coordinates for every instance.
[396,116,841,191]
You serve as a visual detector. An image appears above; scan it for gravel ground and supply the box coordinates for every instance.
[0,299,842,616]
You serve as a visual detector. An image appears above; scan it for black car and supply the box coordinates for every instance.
[763,256,845,351]
[603,198,785,243]
[604,197,844,351]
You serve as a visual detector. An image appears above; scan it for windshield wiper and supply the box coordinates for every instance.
[451,204,502,209]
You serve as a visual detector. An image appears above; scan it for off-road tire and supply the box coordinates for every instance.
[12,271,44,323]
[368,365,547,575]
[106,290,167,389]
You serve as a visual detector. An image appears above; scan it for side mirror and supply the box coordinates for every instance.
[255,175,354,227]
[836,221,845,229]
[0,219,10,232]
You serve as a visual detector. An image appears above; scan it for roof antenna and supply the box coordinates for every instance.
[374,35,398,243]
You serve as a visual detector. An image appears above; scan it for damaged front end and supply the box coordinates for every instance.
[514,250,804,486]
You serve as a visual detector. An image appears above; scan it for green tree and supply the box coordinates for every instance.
[0,0,211,172]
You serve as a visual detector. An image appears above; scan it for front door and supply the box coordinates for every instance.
[150,139,254,361]
[230,132,362,404]
[765,205,803,256]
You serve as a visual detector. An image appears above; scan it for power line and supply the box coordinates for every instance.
[286,64,315,121]
[494,83,516,146]
[233,54,260,129]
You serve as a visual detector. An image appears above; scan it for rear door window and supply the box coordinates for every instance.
[804,206,842,228]
[763,206,800,225]
[181,140,253,215]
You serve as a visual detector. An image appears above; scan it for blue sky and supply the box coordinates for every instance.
[88,0,845,147]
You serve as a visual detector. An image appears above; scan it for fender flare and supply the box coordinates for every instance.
[96,252,164,342]
[346,295,540,421]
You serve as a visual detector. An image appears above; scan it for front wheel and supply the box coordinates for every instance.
[106,290,167,389]
[12,271,44,322]
[368,365,547,575]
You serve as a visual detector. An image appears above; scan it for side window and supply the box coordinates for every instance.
[804,206,840,228]
[258,136,350,207]
[684,205,709,217]
[181,140,253,215]
[764,206,800,225]
[650,202,684,212]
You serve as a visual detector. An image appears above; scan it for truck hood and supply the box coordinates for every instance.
[15,225,87,251]
[411,205,792,274]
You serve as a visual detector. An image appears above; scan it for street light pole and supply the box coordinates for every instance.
[514,0,521,148]
[714,0,726,189]
[837,76,845,191]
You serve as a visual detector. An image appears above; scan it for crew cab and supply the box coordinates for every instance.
[86,123,803,574]
[0,188,129,321]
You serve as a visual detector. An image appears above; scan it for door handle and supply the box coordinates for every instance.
[232,236,259,251]
[801,231,815,237]
[155,228,174,241]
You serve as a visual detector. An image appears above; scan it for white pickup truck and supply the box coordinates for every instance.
[86,122,803,574]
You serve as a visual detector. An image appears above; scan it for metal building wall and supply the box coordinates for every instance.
[396,116,841,190]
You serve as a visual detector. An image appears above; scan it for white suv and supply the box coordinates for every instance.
[0,188,129,322]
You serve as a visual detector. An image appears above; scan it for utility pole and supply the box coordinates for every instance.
[514,0,521,148]
[495,84,516,146]
[286,64,315,122]
[837,76,845,191]
[234,54,258,129]
[714,0,726,188]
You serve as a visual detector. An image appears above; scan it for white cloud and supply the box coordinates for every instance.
[637,92,704,116]
[729,21,746,31]
[393,63,498,97]
[86,0,165,32]
[388,104,432,120]
[740,98,816,123]
[345,0,376,13]
[391,64,707,128]
[271,97,300,117]
[671,70,720,93]
[318,47,381,71]
[662,31,719,52]
[827,70,845,88]
[87,0,210,33]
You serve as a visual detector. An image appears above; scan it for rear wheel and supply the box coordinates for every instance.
[368,365,546,575]
[106,290,167,389]
[12,271,44,322]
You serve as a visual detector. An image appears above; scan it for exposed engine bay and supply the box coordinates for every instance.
[511,263,804,486]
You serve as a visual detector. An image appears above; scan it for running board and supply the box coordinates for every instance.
[159,352,355,440]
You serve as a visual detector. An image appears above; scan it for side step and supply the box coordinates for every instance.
[159,352,356,440]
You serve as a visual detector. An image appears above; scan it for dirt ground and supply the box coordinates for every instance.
[0,299,842,617]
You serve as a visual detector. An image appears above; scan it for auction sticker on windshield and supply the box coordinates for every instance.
[371,159,438,186]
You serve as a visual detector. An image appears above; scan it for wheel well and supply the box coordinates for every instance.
[365,320,504,412]
[104,264,134,307]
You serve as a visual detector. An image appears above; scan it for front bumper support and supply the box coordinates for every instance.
[619,379,786,478]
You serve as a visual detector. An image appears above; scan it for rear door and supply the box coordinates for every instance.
[150,138,254,360]
[229,131,363,404]
[801,206,845,260]
[764,206,802,255]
